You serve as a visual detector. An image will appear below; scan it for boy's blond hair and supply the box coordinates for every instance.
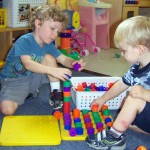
[114,16,150,49]
[30,3,68,31]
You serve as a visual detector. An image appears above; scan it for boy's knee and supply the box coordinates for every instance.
[0,101,18,115]
[44,54,56,63]
[1,107,16,115]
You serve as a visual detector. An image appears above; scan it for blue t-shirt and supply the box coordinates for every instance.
[122,62,150,90]
[0,32,62,78]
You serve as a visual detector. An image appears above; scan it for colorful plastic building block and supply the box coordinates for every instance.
[136,146,147,150]
[73,62,81,71]
[53,111,62,120]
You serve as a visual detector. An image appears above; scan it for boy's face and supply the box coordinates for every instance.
[35,19,62,46]
[120,43,140,65]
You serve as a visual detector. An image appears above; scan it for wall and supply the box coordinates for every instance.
[101,0,123,48]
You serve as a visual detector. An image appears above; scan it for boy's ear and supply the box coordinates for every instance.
[35,19,41,28]
[137,45,146,55]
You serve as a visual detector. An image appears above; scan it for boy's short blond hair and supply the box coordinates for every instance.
[114,16,150,49]
[30,3,68,31]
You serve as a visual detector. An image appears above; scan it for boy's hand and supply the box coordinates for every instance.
[50,67,72,81]
[129,85,149,101]
[72,59,85,71]
[90,97,106,111]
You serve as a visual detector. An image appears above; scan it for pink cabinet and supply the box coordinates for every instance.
[79,6,110,49]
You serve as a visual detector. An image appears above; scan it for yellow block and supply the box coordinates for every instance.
[0,115,61,146]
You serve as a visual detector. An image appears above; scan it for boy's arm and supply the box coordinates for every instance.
[56,54,75,68]
[91,80,129,110]
[56,54,85,71]
[129,85,150,102]
[20,55,72,81]
[101,80,129,102]
[21,55,53,74]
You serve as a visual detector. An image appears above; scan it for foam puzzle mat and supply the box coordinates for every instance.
[0,115,61,146]
[60,112,112,141]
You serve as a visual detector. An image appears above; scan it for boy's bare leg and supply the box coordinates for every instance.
[113,95,146,132]
[0,100,18,115]
[41,54,59,82]
[41,54,63,109]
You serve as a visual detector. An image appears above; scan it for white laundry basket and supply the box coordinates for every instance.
[70,77,127,110]
[3,0,47,27]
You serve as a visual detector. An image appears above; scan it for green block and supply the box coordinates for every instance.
[103,109,110,116]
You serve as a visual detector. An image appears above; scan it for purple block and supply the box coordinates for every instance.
[64,118,72,125]
[87,127,95,135]
[69,128,77,136]
[96,122,103,129]
[84,117,91,123]
[73,63,81,71]
[64,113,71,119]
[63,87,71,92]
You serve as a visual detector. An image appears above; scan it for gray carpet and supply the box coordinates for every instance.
[0,71,149,150]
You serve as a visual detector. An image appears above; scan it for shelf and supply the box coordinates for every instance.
[0,27,31,33]
[0,27,31,61]
[139,0,150,7]
[123,0,150,7]
[78,0,112,8]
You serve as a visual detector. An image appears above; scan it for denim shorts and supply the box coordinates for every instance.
[0,73,49,105]
[131,102,150,133]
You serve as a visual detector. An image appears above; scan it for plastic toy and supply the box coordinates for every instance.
[53,111,62,120]
[60,30,72,54]
[69,128,77,136]
[70,20,101,57]
[114,53,121,58]
[63,80,71,114]
[73,62,81,71]
[64,0,101,57]
[136,146,147,150]
[91,104,99,112]
[0,61,5,69]
[65,74,72,79]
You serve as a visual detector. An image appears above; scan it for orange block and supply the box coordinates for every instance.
[136,146,147,150]
[76,84,84,91]
[53,111,62,120]
[73,109,80,118]
[63,91,71,97]
[91,104,99,112]
[101,105,108,112]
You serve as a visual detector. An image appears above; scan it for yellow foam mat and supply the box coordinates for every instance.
[60,112,112,141]
[0,115,61,146]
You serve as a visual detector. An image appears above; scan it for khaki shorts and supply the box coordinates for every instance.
[0,73,49,105]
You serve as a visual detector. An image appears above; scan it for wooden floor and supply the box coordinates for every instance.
[82,48,130,77]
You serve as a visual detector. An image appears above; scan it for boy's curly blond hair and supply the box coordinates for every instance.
[114,16,150,49]
[30,3,68,31]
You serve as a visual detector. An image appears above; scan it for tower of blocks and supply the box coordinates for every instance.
[61,80,113,139]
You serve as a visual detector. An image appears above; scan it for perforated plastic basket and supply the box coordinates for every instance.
[3,0,47,28]
[70,77,127,110]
